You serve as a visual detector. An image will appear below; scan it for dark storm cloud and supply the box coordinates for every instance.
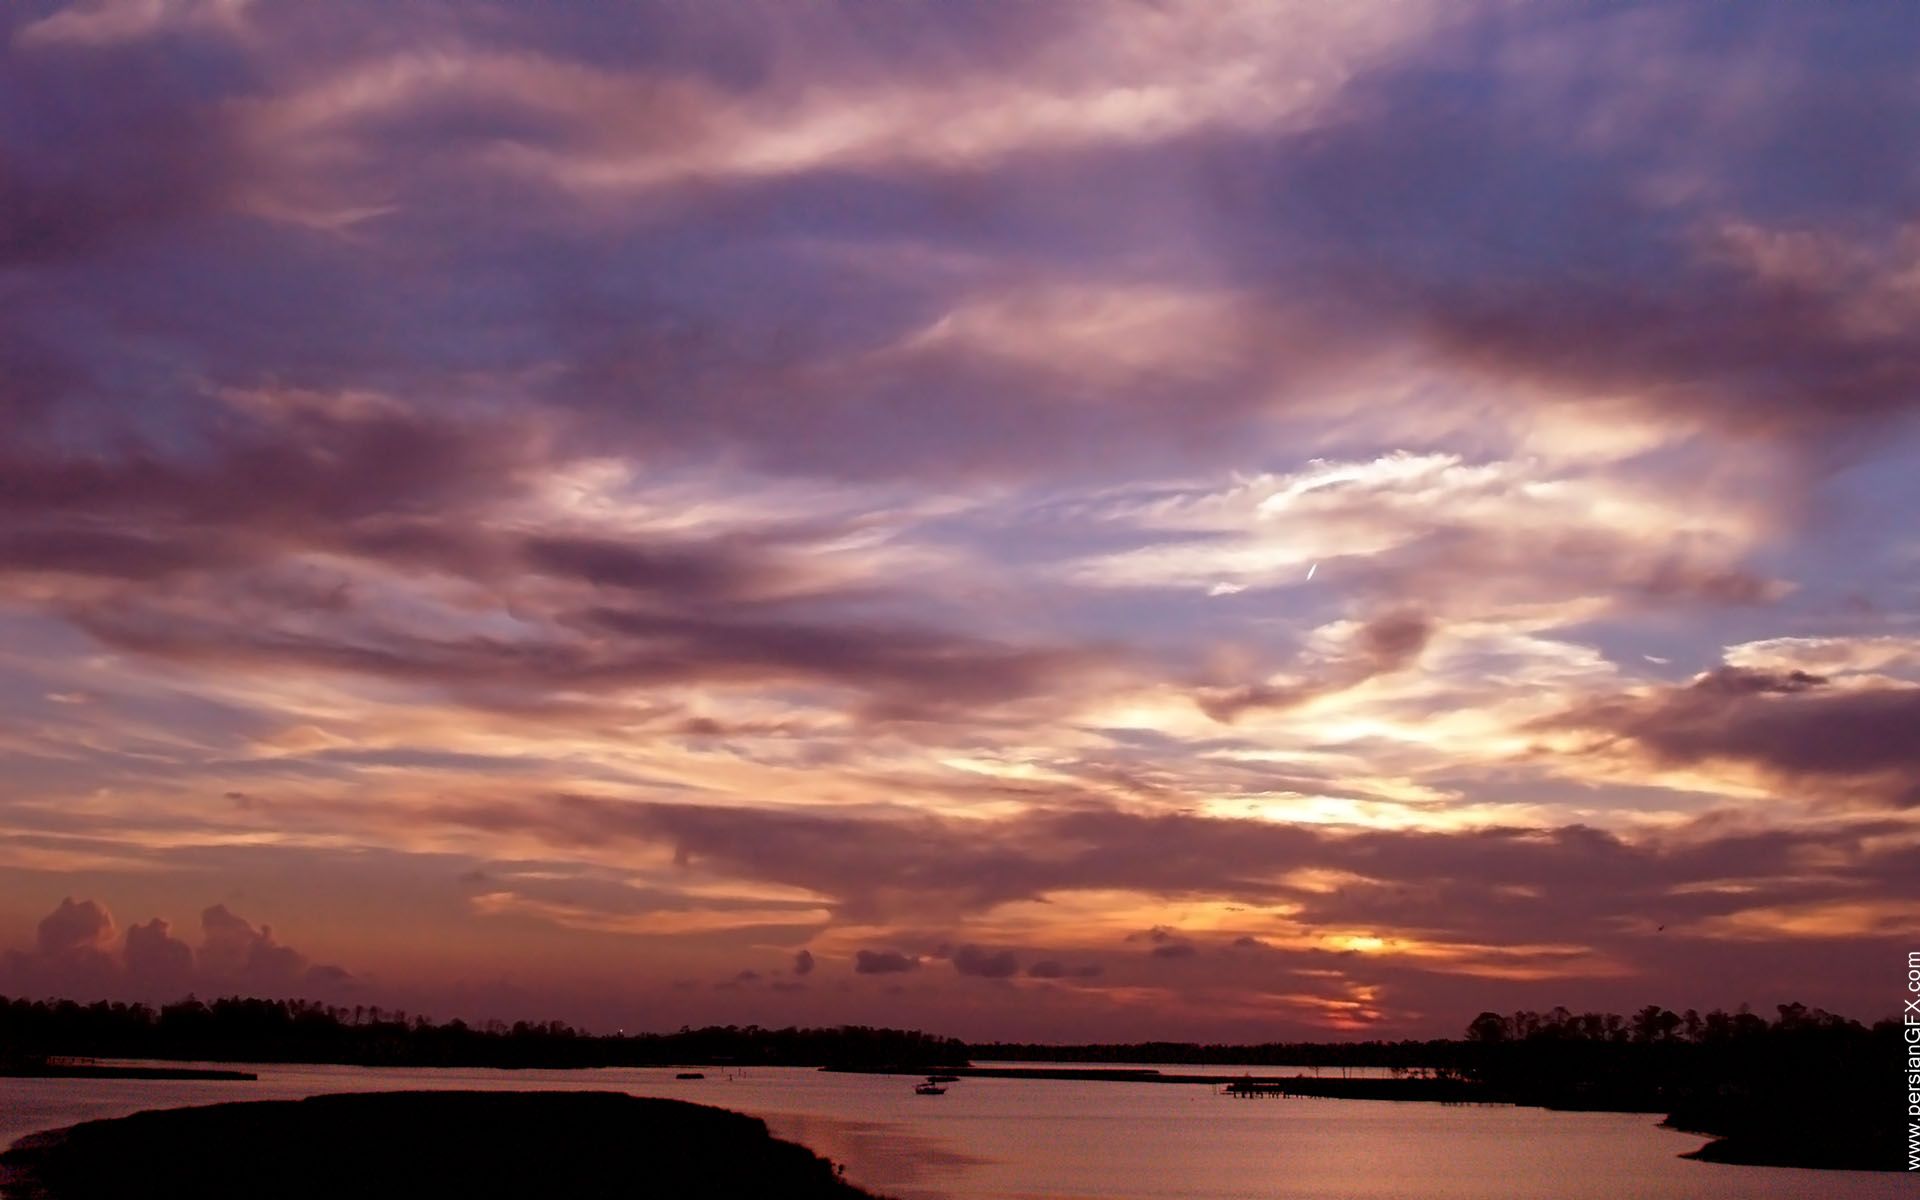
[1543,668,1920,806]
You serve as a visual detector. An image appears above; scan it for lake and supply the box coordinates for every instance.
[0,1061,1904,1199]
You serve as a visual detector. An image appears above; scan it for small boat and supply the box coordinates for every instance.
[676,1072,706,1080]
[913,1082,946,1095]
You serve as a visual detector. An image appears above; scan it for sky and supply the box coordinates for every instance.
[2,0,1918,1042]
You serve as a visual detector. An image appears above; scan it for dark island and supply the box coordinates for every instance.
[0,1091,885,1200]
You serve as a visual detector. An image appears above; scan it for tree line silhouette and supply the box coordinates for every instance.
[1460,1002,1899,1169]
[0,994,1892,1078]
[0,995,966,1070]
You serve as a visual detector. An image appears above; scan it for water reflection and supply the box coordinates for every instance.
[0,1062,1904,1200]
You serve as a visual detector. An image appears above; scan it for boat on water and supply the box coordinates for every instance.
[675,1072,705,1080]
[913,1082,946,1095]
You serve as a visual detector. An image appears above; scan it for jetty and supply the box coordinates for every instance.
[1218,1075,1490,1103]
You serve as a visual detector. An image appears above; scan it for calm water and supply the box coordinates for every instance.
[0,1061,1904,1199]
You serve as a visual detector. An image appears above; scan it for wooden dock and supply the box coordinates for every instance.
[1220,1076,1491,1103]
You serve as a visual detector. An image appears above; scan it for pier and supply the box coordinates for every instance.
[1219,1076,1492,1103]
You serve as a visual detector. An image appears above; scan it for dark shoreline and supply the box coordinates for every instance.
[832,1063,1493,1102]
[830,1064,1897,1171]
[1664,1113,1899,1172]
[0,1091,886,1200]
[0,1062,256,1081]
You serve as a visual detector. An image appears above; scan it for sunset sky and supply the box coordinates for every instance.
[2,0,1918,1042]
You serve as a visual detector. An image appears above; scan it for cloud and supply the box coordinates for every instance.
[792,948,815,976]
[1724,636,1920,678]
[35,896,114,957]
[1,897,119,998]
[1227,4,1920,455]
[409,790,1833,946]
[465,884,829,939]
[1128,926,1199,961]
[1068,451,1783,630]
[17,0,252,47]
[0,402,1119,729]
[950,944,1019,979]
[1,897,349,1001]
[306,963,352,987]
[1197,608,1434,722]
[401,792,1920,1004]
[1026,960,1103,980]
[853,949,919,975]
[1543,668,1920,806]
[123,917,194,992]
[200,903,297,982]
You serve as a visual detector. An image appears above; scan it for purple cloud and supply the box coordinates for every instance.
[853,949,919,975]
[951,944,1019,979]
